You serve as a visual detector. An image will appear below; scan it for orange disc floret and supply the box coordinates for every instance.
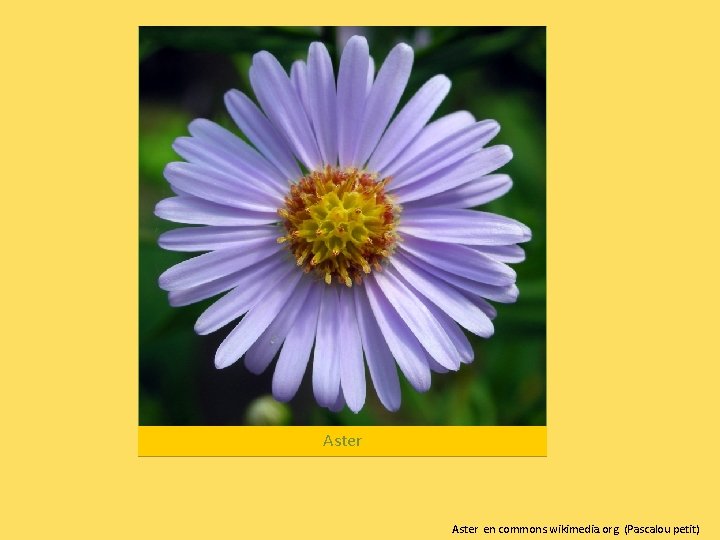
[277,166,399,287]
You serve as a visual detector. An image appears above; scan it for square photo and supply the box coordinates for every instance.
[139,26,546,427]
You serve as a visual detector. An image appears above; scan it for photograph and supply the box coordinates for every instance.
[139,26,546,427]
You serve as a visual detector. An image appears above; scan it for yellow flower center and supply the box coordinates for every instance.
[278,167,399,287]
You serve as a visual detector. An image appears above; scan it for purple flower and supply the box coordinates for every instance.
[155,36,531,413]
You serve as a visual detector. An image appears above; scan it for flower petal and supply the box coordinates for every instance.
[154,196,279,226]
[392,146,512,204]
[307,42,338,166]
[366,56,375,94]
[224,89,302,181]
[158,238,283,291]
[163,162,281,212]
[352,42,414,167]
[426,303,474,363]
[388,120,500,191]
[244,276,313,374]
[472,244,526,263]
[194,257,294,335]
[367,74,450,173]
[182,119,288,193]
[378,110,475,178]
[390,252,494,337]
[466,293,497,320]
[373,267,461,371]
[272,283,323,402]
[353,286,401,411]
[415,302,473,371]
[364,277,431,392]
[250,51,322,170]
[337,287,366,413]
[214,267,303,369]
[336,36,370,167]
[398,236,517,286]
[403,174,512,209]
[158,225,280,252]
[168,255,286,307]
[399,208,531,246]
[402,251,519,303]
[289,60,312,123]
[312,286,342,407]
[426,354,449,373]
[171,137,287,199]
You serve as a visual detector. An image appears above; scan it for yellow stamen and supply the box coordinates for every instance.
[278,166,399,286]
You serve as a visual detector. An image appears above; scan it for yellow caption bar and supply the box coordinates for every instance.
[138,426,546,456]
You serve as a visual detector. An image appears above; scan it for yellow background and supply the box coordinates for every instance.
[3,1,719,538]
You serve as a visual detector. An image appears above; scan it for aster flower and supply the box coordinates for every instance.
[155,35,531,413]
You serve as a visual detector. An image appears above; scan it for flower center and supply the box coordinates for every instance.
[278,166,399,287]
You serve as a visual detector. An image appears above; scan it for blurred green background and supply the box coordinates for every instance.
[139,26,546,426]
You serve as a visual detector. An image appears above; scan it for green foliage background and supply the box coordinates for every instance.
[139,26,546,426]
